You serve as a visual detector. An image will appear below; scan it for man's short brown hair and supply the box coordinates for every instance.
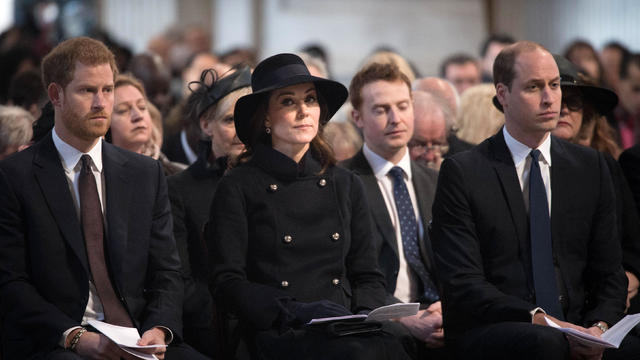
[349,62,412,110]
[493,41,548,90]
[41,37,118,90]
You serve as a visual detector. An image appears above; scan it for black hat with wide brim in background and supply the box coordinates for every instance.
[492,54,618,114]
[233,53,348,146]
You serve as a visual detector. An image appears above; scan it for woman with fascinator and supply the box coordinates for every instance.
[206,54,412,359]
[167,66,252,357]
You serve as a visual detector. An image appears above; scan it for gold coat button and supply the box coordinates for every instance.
[281,280,289,287]
[283,235,292,243]
[332,278,340,285]
[268,184,278,192]
[318,179,327,187]
[331,232,340,241]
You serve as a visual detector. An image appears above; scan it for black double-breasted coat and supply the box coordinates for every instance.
[208,144,386,331]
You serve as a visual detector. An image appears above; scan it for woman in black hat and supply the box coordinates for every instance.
[167,66,252,357]
[206,54,411,359]
[550,55,640,318]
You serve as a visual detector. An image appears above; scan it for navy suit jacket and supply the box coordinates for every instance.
[0,134,183,358]
[431,130,627,340]
[341,149,439,305]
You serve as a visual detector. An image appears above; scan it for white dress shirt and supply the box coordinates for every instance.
[180,129,198,165]
[503,127,552,215]
[363,144,423,303]
[52,128,107,345]
[503,127,553,320]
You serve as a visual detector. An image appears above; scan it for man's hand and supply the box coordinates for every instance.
[533,313,604,360]
[136,327,168,359]
[398,301,445,348]
[74,331,138,360]
[626,271,639,311]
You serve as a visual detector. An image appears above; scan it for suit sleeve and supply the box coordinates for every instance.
[431,157,534,326]
[583,153,627,327]
[207,176,290,330]
[0,167,78,349]
[605,154,640,282]
[139,162,184,338]
[167,176,192,278]
[345,174,387,313]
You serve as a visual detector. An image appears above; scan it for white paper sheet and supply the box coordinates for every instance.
[544,313,640,349]
[88,320,166,359]
[308,302,420,324]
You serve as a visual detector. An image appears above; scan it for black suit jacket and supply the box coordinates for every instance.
[431,130,627,340]
[341,149,439,305]
[0,134,183,358]
[162,131,190,165]
[167,144,227,329]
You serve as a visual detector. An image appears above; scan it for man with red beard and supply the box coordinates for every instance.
[0,37,207,359]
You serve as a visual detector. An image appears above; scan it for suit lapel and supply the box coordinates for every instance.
[489,131,529,259]
[349,150,398,256]
[102,143,132,287]
[33,134,89,274]
[411,162,437,271]
[549,137,570,253]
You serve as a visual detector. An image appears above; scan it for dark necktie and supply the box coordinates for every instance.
[388,166,439,303]
[79,155,133,327]
[529,150,564,320]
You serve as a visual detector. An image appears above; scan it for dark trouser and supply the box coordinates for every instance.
[453,322,569,360]
[604,332,640,360]
[43,342,211,360]
[253,321,413,360]
[390,319,453,360]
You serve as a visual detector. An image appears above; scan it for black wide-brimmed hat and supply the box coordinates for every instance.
[492,54,618,114]
[234,53,348,146]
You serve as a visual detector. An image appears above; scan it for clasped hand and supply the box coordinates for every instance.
[533,313,605,360]
[74,327,167,360]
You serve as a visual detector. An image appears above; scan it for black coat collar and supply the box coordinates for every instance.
[250,143,322,180]
[188,140,227,180]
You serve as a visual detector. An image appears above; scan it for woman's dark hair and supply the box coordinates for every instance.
[232,87,336,174]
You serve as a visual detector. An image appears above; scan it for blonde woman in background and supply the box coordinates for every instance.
[456,83,504,145]
[110,74,185,175]
[323,121,363,161]
[0,105,34,160]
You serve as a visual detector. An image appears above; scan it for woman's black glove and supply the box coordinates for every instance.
[278,299,352,327]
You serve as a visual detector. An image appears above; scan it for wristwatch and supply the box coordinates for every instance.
[592,321,608,334]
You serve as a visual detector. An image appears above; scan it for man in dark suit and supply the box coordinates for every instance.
[431,41,630,359]
[341,62,444,355]
[0,37,206,359]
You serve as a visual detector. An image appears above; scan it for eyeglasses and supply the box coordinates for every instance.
[408,140,449,155]
[562,89,584,112]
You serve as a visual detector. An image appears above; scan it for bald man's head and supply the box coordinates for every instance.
[409,90,453,170]
[413,77,459,117]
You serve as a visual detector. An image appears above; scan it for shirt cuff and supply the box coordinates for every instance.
[154,326,174,345]
[60,326,83,348]
[530,307,546,323]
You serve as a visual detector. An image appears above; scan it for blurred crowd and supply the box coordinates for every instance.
[2,21,639,170]
[3,9,640,360]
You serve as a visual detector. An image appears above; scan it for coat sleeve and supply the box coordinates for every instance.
[167,176,192,278]
[207,176,290,331]
[582,153,627,327]
[0,167,79,350]
[344,173,387,313]
[431,157,535,326]
[139,161,184,338]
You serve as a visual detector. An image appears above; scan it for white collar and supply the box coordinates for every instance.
[52,127,103,173]
[362,143,413,182]
[503,126,552,167]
